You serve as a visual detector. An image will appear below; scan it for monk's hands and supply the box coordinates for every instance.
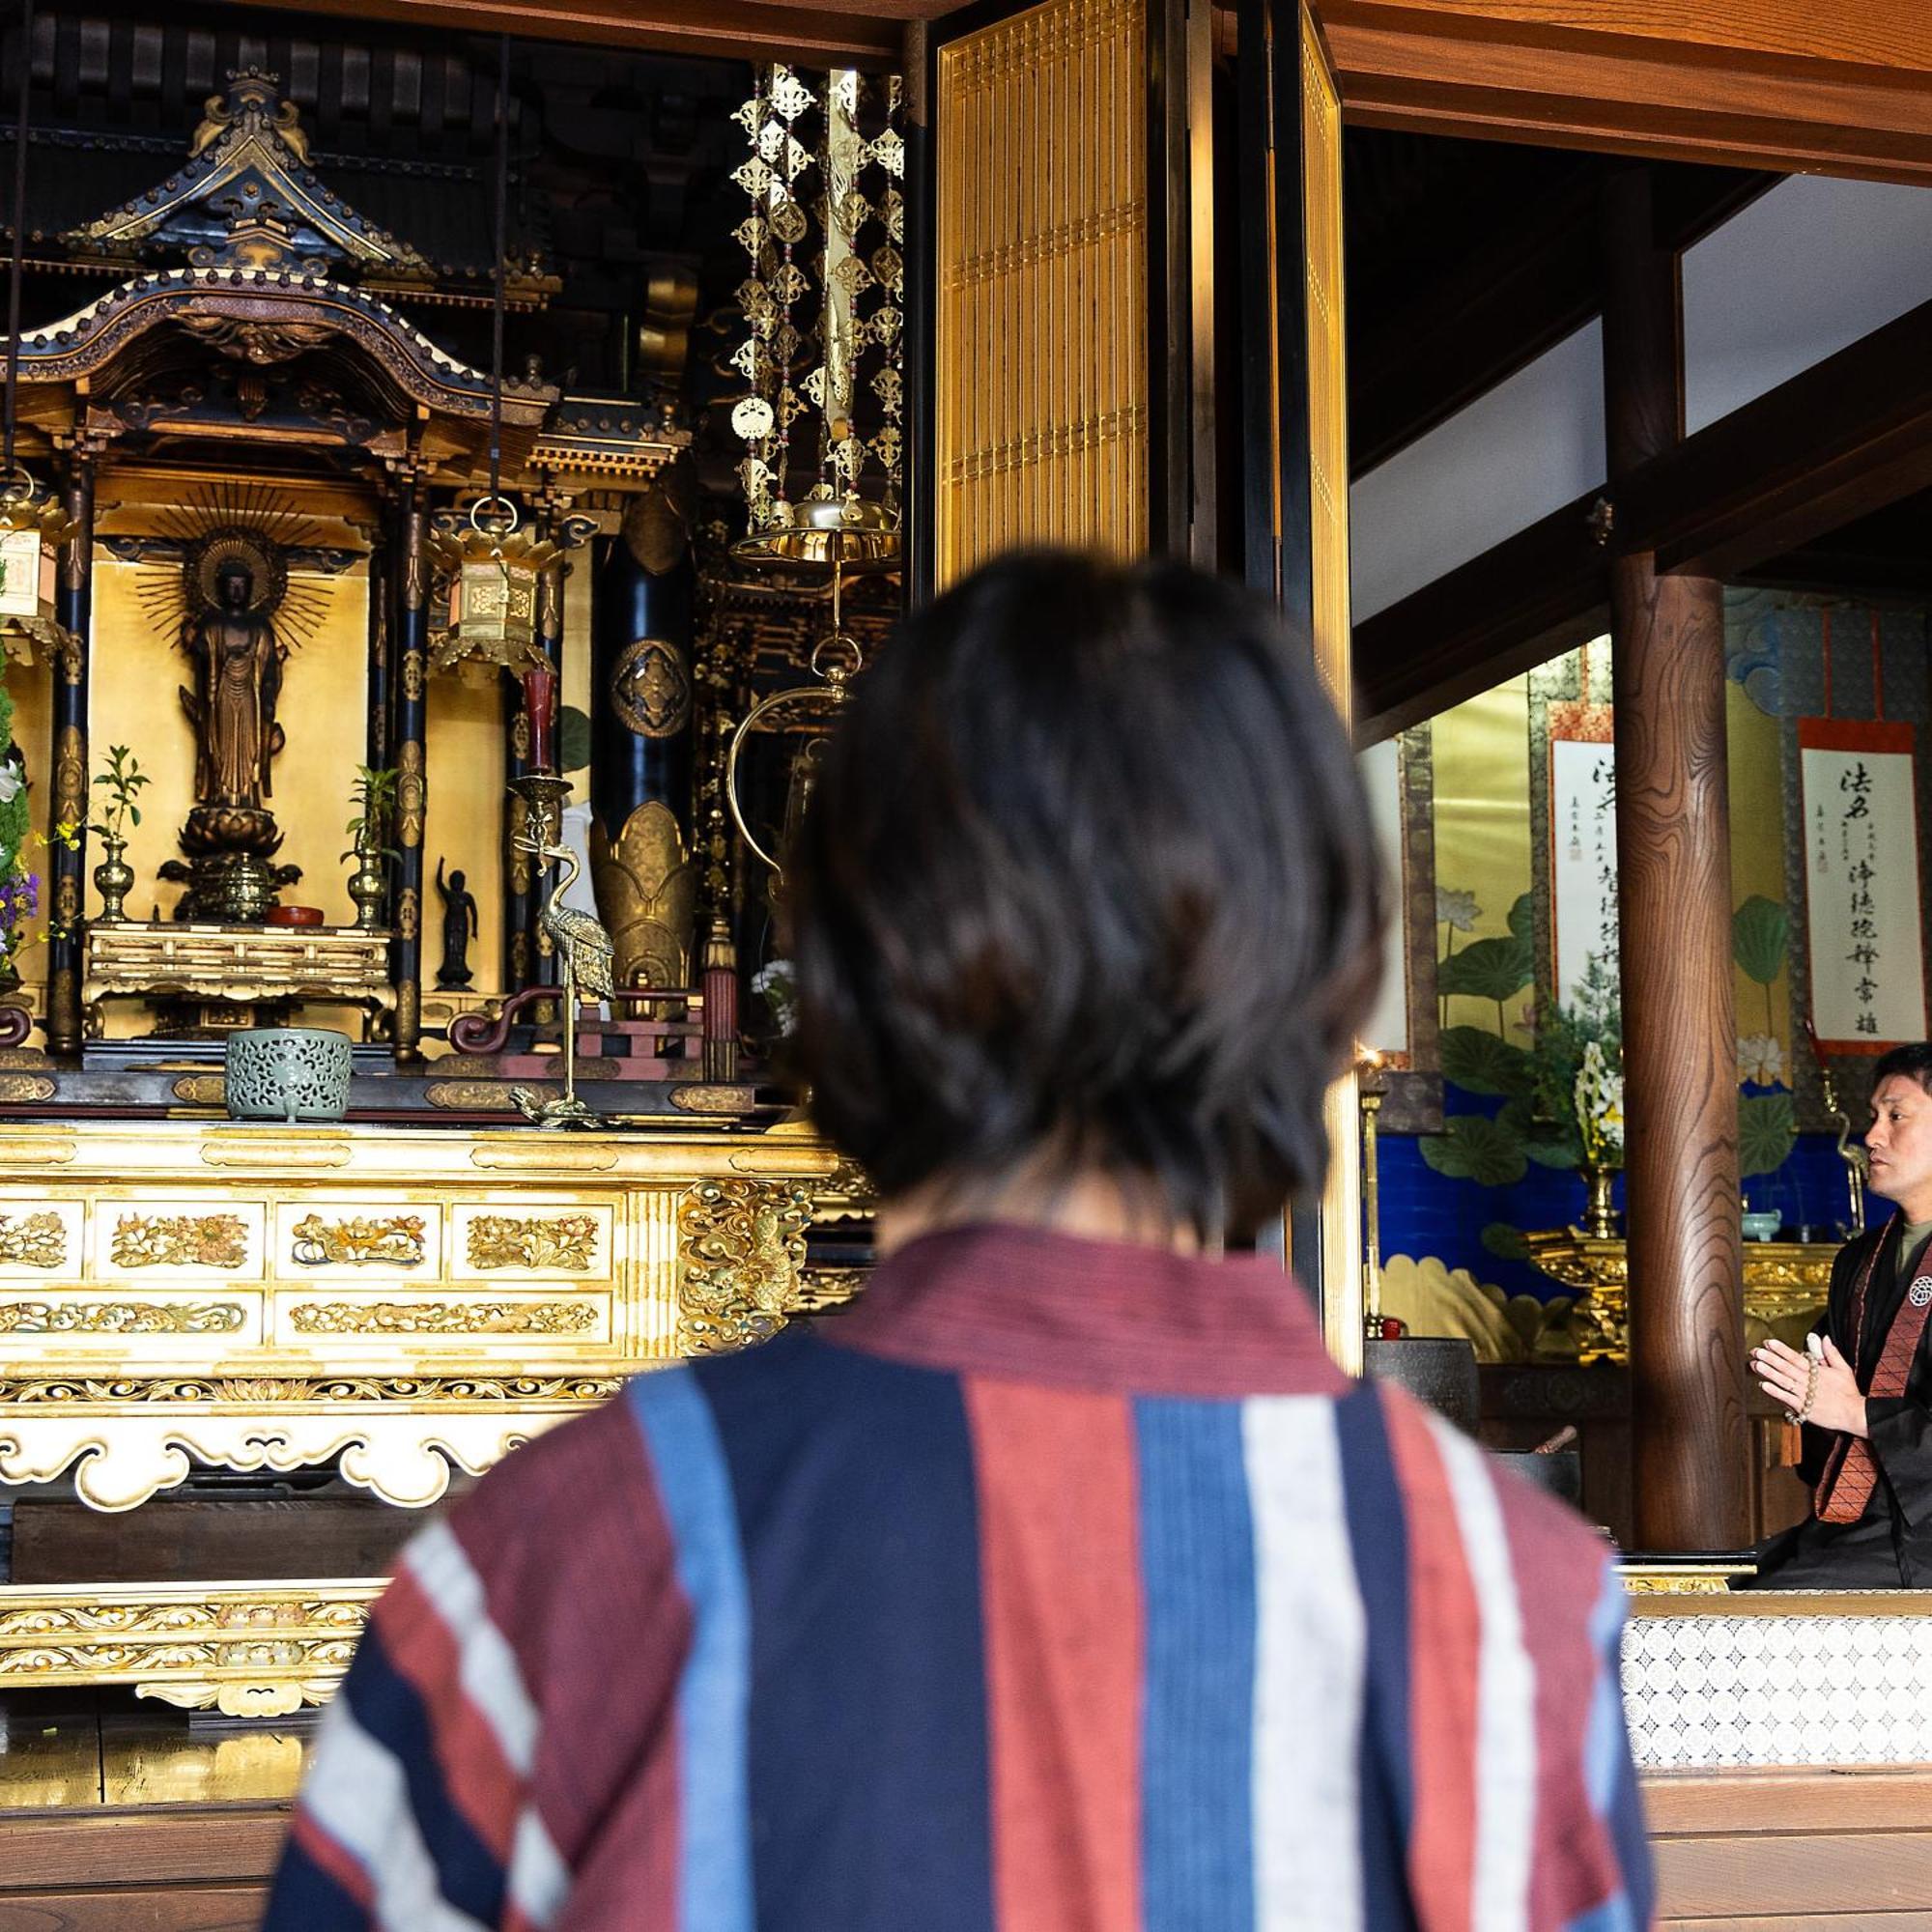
[1751,1335,1868,1437]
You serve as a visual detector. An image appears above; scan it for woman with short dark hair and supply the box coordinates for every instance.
[268,552,1653,1932]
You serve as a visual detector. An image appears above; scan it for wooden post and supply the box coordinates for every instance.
[45,453,92,1059]
[391,476,428,1064]
[1603,168,1747,1550]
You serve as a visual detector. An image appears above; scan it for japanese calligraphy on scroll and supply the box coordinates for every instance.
[1549,704,1619,1004]
[1800,719,1926,1052]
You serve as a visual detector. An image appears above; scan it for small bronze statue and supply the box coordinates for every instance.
[183,559,284,811]
[435,857,479,988]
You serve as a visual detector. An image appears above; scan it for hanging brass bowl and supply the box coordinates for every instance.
[731,496,901,575]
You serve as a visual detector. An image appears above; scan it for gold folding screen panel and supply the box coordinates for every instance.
[933,0,1150,579]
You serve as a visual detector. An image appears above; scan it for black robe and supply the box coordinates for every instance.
[1742,1217,1932,1589]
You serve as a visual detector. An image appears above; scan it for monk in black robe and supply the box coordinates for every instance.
[1747,1041,1932,1587]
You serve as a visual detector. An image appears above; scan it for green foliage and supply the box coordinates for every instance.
[1740,1090,1796,1179]
[1507,891,1536,947]
[343,766,401,864]
[1438,1025,1534,1097]
[1419,1113,1528,1188]
[88,745,150,841]
[1521,950,1623,1163]
[1733,895,1790,986]
[558,704,592,775]
[1436,935,1534,1006]
[1481,1221,1531,1262]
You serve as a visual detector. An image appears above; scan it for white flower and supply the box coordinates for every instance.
[1739,1034,1785,1086]
[752,958,798,1036]
[1436,887,1480,933]
[1576,1039,1625,1159]
[0,760,22,806]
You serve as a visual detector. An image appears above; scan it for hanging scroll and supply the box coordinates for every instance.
[1548,703,1619,1004]
[1800,718,1926,1052]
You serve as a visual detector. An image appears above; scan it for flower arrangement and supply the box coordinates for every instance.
[1574,1037,1624,1167]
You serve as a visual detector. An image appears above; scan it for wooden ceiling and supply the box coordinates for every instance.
[242,0,1932,186]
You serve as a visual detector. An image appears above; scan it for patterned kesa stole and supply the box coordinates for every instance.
[1816,1216,1932,1523]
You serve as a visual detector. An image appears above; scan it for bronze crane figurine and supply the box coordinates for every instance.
[507,824,614,1127]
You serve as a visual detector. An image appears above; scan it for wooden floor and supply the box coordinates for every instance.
[2,1697,1931,1926]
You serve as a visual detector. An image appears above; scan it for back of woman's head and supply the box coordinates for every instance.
[786,549,1385,1241]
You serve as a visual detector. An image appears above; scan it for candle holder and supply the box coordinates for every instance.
[1359,1055,1389,1344]
[504,771,611,1130]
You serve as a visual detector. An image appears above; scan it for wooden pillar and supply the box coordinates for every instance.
[45,454,92,1058]
[1603,168,1747,1550]
[391,477,428,1064]
[530,549,565,992]
[502,670,533,991]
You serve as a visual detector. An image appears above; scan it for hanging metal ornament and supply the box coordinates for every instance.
[428,33,552,673]
[0,0,74,669]
[728,65,903,576]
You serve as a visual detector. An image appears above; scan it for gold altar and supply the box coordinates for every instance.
[0,1117,853,1715]
[1525,1233,1835,1363]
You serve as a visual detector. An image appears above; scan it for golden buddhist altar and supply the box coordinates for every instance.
[0,1117,854,1715]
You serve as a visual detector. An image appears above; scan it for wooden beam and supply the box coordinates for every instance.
[1318,0,1932,185]
[239,0,913,67]
[1356,292,1932,736]
[1352,491,1606,743]
[1621,293,1932,581]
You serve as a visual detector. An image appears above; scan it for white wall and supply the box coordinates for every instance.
[1683,176,1932,435]
[1350,321,1605,624]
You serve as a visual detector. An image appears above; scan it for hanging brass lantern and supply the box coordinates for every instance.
[0,469,74,668]
[426,496,558,673]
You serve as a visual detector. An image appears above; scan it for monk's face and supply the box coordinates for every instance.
[1865,1073,1932,1215]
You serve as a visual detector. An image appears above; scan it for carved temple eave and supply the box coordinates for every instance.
[17,269,558,445]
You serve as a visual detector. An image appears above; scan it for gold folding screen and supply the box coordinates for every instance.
[933,0,1150,579]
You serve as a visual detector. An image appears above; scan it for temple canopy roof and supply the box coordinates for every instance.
[0,70,694,489]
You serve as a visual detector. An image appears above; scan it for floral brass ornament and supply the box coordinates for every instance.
[0,1301,243,1334]
[0,1211,67,1268]
[290,1213,426,1268]
[395,739,425,846]
[171,1074,227,1108]
[423,1080,514,1112]
[465,1213,599,1272]
[676,1176,814,1352]
[0,1374,621,1406]
[0,1075,53,1102]
[111,1213,248,1269]
[289,1300,596,1336]
[0,1584,377,1718]
[611,637,693,738]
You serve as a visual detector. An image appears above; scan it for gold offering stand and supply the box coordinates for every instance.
[83,921,395,1037]
[1523,1231,1835,1363]
[0,1117,853,1715]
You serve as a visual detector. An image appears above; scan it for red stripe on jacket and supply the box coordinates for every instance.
[966,1378,1145,1932]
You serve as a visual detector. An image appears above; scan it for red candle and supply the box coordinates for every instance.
[523,666,556,772]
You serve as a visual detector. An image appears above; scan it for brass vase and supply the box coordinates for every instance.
[1576,1160,1620,1241]
[91,833,133,924]
[346,827,386,931]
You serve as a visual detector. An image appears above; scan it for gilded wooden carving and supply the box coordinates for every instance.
[288,1300,597,1336]
[465,1214,599,1272]
[0,1374,621,1406]
[677,1176,813,1352]
[0,1301,243,1334]
[111,1213,248,1269]
[0,1581,377,1719]
[588,800,697,988]
[424,1080,514,1112]
[0,1213,66,1268]
[290,1214,426,1268]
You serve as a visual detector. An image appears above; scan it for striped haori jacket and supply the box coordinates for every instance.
[266,1221,1653,1932]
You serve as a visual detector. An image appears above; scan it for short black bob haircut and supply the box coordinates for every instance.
[784,550,1386,1242]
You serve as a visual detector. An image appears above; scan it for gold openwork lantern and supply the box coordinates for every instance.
[427,497,558,673]
[0,470,75,668]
